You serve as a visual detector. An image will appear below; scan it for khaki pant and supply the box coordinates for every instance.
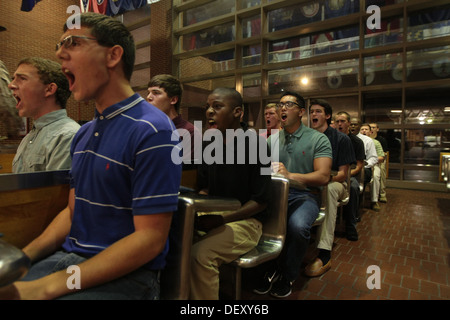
[371,164,381,202]
[379,160,387,200]
[190,218,262,299]
[317,181,347,251]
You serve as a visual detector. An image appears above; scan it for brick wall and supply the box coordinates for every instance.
[150,0,172,78]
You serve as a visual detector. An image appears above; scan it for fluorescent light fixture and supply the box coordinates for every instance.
[390,109,402,113]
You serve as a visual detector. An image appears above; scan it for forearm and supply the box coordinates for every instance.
[222,200,266,224]
[287,170,329,187]
[18,213,172,300]
[23,206,72,263]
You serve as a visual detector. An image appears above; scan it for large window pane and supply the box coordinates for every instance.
[405,87,450,125]
[240,0,261,9]
[404,129,449,166]
[268,1,359,32]
[408,6,450,42]
[243,73,261,99]
[364,53,403,85]
[183,22,235,51]
[183,0,235,27]
[268,59,358,94]
[406,46,450,82]
[364,90,402,125]
[268,26,359,63]
[243,45,261,67]
[242,14,261,38]
[365,16,403,48]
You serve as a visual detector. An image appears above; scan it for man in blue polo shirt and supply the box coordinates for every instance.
[5,13,181,300]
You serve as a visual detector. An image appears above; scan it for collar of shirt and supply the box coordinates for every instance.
[33,109,68,130]
[282,122,306,141]
[94,93,144,120]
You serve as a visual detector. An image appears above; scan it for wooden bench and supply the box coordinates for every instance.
[0,170,70,249]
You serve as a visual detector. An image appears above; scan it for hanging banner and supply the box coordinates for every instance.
[80,0,91,12]
[92,0,108,14]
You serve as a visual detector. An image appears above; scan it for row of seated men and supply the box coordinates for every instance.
[0,12,386,300]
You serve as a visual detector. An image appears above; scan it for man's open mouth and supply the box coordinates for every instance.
[208,119,217,128]
[13,94,21,108]
[63,68,75,90]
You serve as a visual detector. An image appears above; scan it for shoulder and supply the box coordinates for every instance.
[126,99,175,134]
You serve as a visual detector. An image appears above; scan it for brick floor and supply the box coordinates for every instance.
[240,188,450,300]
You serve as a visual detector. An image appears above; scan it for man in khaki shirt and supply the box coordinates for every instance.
[8,57,79,173]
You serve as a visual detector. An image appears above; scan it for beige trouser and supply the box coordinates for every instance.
[190,218,262,300]
[379,160,386,199]
[371,164,381,202]
[317,181,347,251]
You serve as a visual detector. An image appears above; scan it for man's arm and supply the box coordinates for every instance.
[331,164,349,183]
[196,200,267,232]
[15,211,172,300]
[351,159,364,177]
[276,157,332,187]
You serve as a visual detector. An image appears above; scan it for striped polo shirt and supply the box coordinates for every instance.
[62,94,182,270]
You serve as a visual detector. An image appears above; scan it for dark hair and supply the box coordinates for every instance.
[18,57,70,108]
[280,90,305,109]
[310,98,333,125]
[148,74,183,113]
[336,110,351,122]
[64,12,135,81]
[211,87,243,108]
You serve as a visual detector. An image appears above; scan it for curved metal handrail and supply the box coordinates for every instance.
[0,239,30,288]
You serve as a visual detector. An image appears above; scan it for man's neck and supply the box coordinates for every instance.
[284,121,301,134]
[95,77,135,114]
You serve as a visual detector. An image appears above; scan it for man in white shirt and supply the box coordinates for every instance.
[350,118,379,211]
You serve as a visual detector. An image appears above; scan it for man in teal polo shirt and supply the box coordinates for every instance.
[253,91,332,298]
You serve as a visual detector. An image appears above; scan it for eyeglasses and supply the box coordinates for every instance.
[56,35,97,51]
[277,101,300,109]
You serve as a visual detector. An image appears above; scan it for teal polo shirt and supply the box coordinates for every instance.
[268,123,332,175]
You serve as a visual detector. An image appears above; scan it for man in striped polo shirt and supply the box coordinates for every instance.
[6,12,181,300]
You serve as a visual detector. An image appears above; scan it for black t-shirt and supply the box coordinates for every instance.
[197,128,271,222]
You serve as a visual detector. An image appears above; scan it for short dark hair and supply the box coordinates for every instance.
[18,57,70,108]
[211,87,243,108]
[310,98,333,125]
[63,12,135,81]
[336,111,351,122]
[148,74,183,113]
[280,91,305,109]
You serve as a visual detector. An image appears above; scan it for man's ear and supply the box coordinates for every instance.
[298,107,306,118]
[233,106,243,119]
[44,83,57,98]
[170,96,179,106]
[106,45,124,69]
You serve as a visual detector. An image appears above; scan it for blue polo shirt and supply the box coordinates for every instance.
[62,94,181,270]
[323,126,356,171]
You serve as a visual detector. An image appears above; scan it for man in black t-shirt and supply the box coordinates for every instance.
[190,87,271,300]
